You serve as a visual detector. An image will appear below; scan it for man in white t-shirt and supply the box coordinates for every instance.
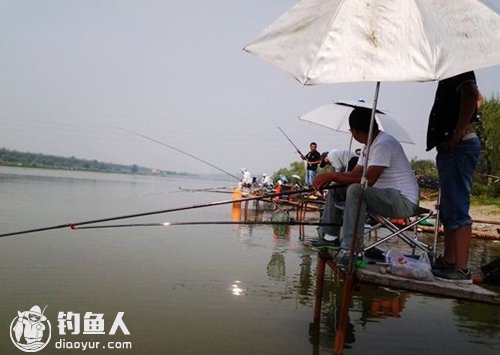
[312,107,418,265]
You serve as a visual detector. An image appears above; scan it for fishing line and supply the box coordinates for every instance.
[0,187,321,238]
[177,186,232,193]
[142,186,231,197]
[114,127,240,181]
[72,221,341,230]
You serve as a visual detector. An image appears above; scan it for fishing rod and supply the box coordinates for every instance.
[0,187,321,238]
[144,186,232,197]
[115,127,240,181]
[277,126,303,157]
[72,221,341,230]
[178,186,231,193]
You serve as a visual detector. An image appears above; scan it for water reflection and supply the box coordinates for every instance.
[267,253,286,281]
[230,281,246,296]
[368,289,409,318]
[251,241,497,352]
[231,199,267,249]
[453,301,500,350]
[231,196,500,354]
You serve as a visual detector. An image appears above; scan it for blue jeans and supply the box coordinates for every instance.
[436,137,481,230]
[306,170,317,186]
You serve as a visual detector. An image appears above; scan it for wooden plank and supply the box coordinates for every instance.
[418,225,500,240]
[356,264,500,305]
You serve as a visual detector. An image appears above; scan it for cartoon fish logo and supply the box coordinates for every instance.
[10,305,51,352]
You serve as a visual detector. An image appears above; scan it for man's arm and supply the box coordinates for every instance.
[439,81,479,153]
[312,165,385,189]
[456,82,480,134]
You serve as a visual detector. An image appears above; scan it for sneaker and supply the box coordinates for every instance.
[324,233,338,242]
[334,249,367,269]
[334,249,349,266]
[432,256,454,271]
[364,247,386,262]
[432,266,472,284]
[311,238,341,249]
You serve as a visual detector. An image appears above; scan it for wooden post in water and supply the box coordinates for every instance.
[333,274,355,355]
[313,252,328,326]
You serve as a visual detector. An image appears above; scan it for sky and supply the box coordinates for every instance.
[0,0,499,180]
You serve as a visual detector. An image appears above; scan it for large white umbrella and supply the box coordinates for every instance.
[299,100,415,144]
[244,0,500,84]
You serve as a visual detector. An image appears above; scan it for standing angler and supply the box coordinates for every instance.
[427,71,482,284]
[300,142,321,187]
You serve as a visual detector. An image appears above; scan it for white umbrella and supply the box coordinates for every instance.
[244,0,500,84]
[299,100,415,144]
[245,0,500,182]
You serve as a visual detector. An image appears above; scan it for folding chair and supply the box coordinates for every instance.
[363,206,434,254]
[363,176,440,256]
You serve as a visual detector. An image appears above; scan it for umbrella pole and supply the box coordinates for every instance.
[360,81,381,186]
[334,82,381,354]
[346,135,354,169]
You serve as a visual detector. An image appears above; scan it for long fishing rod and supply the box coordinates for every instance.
[73,221,341,230]
[178,186,231,193]
[277,126,303,156]
[115,127,240,181]
[0,187,320,238]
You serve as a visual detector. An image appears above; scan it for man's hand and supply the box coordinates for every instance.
[312,172,337,190]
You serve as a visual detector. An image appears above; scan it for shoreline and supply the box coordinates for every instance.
[420,200,500,239]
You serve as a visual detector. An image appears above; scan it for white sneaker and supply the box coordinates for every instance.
[324,233,338,242]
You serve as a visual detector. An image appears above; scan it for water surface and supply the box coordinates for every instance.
[1,167,499,354]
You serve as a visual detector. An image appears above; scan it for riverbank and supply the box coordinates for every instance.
[420,200,500,239]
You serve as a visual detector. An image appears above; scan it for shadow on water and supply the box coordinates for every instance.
[289,264,500,354]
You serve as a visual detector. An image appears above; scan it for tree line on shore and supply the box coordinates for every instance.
[0,148,190,177]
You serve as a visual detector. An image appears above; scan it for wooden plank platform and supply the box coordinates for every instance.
[356,264,500,305]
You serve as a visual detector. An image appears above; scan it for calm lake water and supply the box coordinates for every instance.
[0,166,499,354]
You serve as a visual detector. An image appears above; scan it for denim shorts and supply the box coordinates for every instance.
[436,137,480,230]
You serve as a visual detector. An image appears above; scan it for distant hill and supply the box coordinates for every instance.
[0,147,191,177]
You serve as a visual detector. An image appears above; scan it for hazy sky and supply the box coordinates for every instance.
[1,0,499,179]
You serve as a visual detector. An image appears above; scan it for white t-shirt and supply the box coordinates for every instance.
[327,149,356,171]
[357,131,419,204]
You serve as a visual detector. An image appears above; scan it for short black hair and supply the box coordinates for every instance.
[348,107,378,133]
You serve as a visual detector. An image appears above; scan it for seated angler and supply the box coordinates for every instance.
[312,107,419,265]
[313,149,358,247]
